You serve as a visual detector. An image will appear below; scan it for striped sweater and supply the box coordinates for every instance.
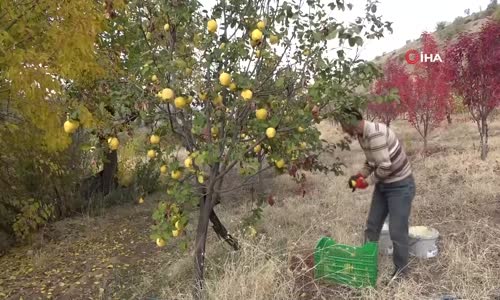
[358,121,412,184]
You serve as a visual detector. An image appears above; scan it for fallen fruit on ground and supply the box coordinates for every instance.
[156,238,166,247]
[248,226,257,237]
[138,197,144,204]
[172,229,180,237]
[151,74,158,82]
[254,144,262,153]
[163,23,170,31]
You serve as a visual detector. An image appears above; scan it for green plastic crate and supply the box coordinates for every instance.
[314,237,378,288]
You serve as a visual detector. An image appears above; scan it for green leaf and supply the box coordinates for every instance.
[275,77,285,88]
[337,50,345,60]
[336,0,345,11]
[312,32,322,42]
[326,29,338,40]
[179,241,189,251]
[348,37,356,47]
[355,36,363,46]
[80,144,92,151]
[195,153,206,166]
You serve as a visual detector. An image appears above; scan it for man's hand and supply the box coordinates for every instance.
[348,174,368,191]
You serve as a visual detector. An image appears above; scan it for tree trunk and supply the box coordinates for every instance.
[192,162,241,299]
[480,118,489,160]
[447,113,452,124]
[194,194,213,300]
[102,150,118,195]
[423,137,428,156]
[210,210,239,250]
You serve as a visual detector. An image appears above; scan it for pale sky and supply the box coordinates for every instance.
[200,0,491,61]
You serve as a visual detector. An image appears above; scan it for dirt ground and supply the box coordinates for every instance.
[1,115,500,300]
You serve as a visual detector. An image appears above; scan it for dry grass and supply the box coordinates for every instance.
[150,117,500,300]
[2,117,499,300]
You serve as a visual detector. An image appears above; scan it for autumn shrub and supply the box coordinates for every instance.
[117,131,161,196]
[0,128,82,242]
[135,159,161,195]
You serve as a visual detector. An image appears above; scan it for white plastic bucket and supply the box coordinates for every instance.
[409,226,439,258]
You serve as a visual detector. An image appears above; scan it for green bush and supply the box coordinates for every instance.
[12,198,54,241]
[0,122,101,244]
[436,21,447,31]
[135,159,161,195]
[83,186,137,216]
[494,6,500,20]
[487,0,498,12]
[452,16,465,26]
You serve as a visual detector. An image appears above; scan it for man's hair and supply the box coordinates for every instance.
[336,106,363,125]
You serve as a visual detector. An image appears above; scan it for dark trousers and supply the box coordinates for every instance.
[364,175,416,271]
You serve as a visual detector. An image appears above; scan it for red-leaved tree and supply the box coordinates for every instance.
[445,21,500,160]
[405,32,451,151]
[368,58,409,127]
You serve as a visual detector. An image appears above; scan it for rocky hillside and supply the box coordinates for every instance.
[373,3,499,65]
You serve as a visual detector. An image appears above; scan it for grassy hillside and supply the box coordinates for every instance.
[373,3,500,65]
